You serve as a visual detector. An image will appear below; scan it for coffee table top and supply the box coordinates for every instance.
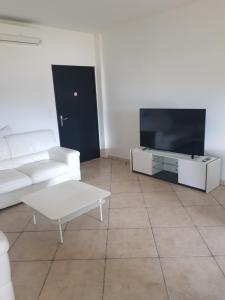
[21,180,111,220]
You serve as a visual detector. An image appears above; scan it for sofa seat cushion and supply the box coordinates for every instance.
[17,160,70,184]
[0,169,32,194]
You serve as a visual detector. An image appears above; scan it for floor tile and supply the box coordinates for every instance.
[112,172,138,181]
[84,178,111,190]
[83,161,111,172]
[186,206,225,226]
[4,203,33,213]
[107,229,157,258]
[24,214,67,231]
[148,207,193,227]
[176,190,218,206]
[86,174,111,183]
[10,231,59,261]
[140,179,173,192]
[111,158,128,165]
[161,257,225,300]
[82,157,110,165]
[0,211,31,232]
[170,184,194,192]
[214,256,225,275]
[87,157,111,167]
[199,227,225,255]
[103,258,168,300]
[86,164,111,173]
[5,232,20,248]
[143,191,181,207]
[111,160,133,170]
[39,260,104,300]
[55,230,107,259]
[211,186,225,206]
[111,180,141,193]
[2,158,225,300]
[84,166,111,181]
[110,193,145,208]
[111,169,138,181]
[153,227,210,257]
[109,208,150,228]
[138,173,159,181]
[66,205,109,230]
[11,261,51,300]
[80,168,89,180]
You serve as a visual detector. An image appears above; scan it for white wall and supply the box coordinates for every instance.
[0,22,98,145]
[101,0,225,179]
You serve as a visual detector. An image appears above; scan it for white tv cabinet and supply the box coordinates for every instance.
[130,148,221,192]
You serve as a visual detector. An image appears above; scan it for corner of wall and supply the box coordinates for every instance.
[94,33,110,158]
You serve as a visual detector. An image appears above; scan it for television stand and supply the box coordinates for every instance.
[130,148,221,192]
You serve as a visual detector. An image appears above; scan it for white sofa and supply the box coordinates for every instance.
[0,232,15,300]
[0,130,80,209]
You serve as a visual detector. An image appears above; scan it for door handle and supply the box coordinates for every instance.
[60,115,68,127]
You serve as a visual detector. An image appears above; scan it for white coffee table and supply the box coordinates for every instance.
[21,180,111,243]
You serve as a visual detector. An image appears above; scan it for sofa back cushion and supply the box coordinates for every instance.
[0,138,12,170]
[11,151,50,168]
[0,125,12,138]
[0,138,10,161]
[5,130,57,159]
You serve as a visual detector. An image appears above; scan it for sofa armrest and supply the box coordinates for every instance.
[0,231,15,300]
[48,146,80,169]
[0,232,9,256]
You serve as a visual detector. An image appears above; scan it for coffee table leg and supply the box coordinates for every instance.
[33,213,37,225]
[58,221,63,243]
[99,200,103,222]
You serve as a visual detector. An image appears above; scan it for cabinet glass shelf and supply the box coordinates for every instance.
[152,155,178,183]
[152,161,178,168]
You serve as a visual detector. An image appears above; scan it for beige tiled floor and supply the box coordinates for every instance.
[11,261,51,300]
[1,157,225,299]
[55,229,107,259]
[107,228,157,258]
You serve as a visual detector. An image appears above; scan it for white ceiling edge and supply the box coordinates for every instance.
[0,0,199,34]
[0,18,95,37]
[98,0,199,33]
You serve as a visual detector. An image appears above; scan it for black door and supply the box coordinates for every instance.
[52,65,100,162]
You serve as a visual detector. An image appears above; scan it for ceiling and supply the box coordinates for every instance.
[0,0,196,32]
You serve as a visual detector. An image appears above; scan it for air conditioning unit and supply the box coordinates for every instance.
[0,33,41,45]
[0,23,42,45]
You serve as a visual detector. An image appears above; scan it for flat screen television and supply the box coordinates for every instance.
[140,108,206,156]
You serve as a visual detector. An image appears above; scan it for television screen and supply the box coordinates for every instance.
[140,109,206,156]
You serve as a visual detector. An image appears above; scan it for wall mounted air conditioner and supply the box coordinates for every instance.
[0,33,41,45]
[0,22,42,45]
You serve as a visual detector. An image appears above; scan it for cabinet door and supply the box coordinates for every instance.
[178,160,206,190]
[206,159,221,193]
[132,150,152,175]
